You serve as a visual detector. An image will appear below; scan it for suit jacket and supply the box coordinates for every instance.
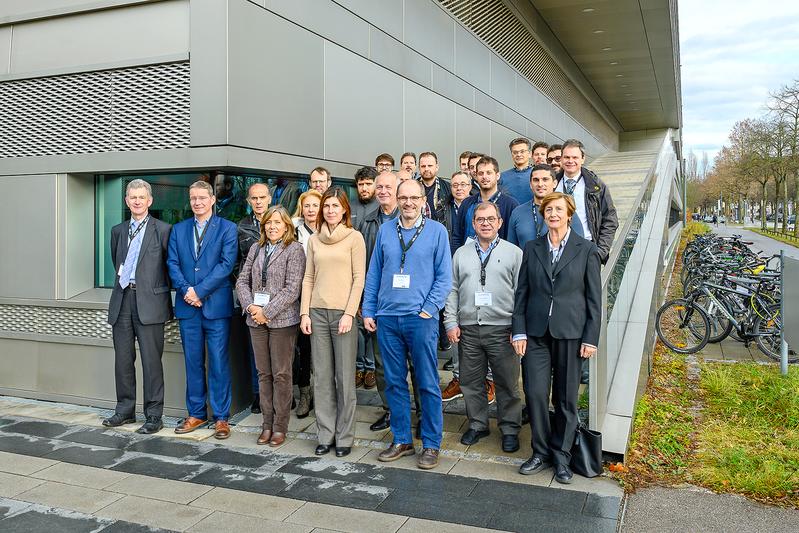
[235,240,305,329]
[167,215,238,320]
[512,232,601,346]
[108,216,173,325]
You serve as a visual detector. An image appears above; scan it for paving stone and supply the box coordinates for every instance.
[97,495,212,531]
[59,428,139,450]
[398,517,503,533]
[582,493,621,520]
[548,473,622,497]
[111,456,207,481]
[353,421,389,440]
[285,501,407,533]
[354,405,386,423]
[0,471,46,498]
[187,510,313,533]
[100,520,178,532]
[234,413,263,427]
[195,447,273,470]
[189,486,304,521]
[147,428,215,441]
[469,477,587,512]
[487,503,617,533]
[213,429,264,450]
[15,480,124,514]
[288,415,317,433]
[375,489,489,528]
[1,420,71,439]
[278,456,382,485]
[0,506,110,533]
[125,437,204,459]
[0,434,59,457]
[447,457,553,486]
[44,445,126,468]
[189,465,300,496]
[0,496,33,518]
[279,476,391,511]
[105,473,212,504]
[33,462,131,490]
[0,450,58,475]
[0,418,16,428]
[277,437,324,457]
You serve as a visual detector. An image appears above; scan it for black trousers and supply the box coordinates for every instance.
[293,332,312,388]
[521,330,582,465]
[111,288,166,418]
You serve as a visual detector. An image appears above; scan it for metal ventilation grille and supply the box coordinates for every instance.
[438,0,616,147]
[0,62,190,158]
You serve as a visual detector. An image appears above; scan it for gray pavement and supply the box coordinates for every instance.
[711,223,799,260]
[622,486,799,533]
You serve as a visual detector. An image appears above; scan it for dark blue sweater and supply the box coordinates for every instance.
[499,166,533,204]
[451,191,519,252]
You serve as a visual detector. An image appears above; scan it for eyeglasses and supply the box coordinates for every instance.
[397,195,424,203]
[376,162,393,169]
[451,183,471,189]
[546,156,562,163]
[511,149,529,156]
[475,216,498,225]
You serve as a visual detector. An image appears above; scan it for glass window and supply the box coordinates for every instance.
[95,170,357,288]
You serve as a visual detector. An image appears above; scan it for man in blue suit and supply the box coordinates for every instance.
[167,179,238,439]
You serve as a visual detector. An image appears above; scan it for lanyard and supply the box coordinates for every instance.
[474,237,499,287]
[531,203,542,236]
[128,216,149,243]
[194,217,211,255]
[396,217,426,273]
[259,244,277,288]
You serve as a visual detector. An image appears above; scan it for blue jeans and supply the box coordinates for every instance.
[377,314,443,449]
[178,315,232,421]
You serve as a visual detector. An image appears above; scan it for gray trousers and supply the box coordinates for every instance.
[459,325,521,435]
[452,339,493,381]
[310,308,358,447]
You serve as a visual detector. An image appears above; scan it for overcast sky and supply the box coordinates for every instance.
[679,1,799,168]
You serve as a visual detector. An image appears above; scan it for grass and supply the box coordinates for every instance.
[750,228,799,249]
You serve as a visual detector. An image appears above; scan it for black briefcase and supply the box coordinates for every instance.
[570,423,603,478]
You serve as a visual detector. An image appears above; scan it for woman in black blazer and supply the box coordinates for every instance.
[511,192,601,484]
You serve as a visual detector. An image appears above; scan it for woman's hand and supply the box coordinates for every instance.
[580,344,597,358]
[338,314,353,335]
[300,315,312,335]
[512,339,527,357]
[254,308,269,325]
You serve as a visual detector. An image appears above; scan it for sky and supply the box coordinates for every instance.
[679,1,799,169]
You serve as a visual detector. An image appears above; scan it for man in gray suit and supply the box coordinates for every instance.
[103,179,173,434]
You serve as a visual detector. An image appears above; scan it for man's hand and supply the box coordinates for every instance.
[364,317,377,332]
[447,326,461,344]
[580,344,597,358]
[512,339,527,357]
[338,314,353,335]
[184,287,201,307]
[300,315,312,335]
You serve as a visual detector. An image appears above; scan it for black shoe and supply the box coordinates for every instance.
[102,413,135,427]
[521,407,530,426]
[439,338,452,351]
[136,416,163,434]
[501,434,520,453]
[335,447,351,457]
[519,456,550,476]
[250,396,261,414]
[460,428,490,445]
[370,412,390,431]
[443,358,454,371]
[315,444,332,456]
[555,463,573,484]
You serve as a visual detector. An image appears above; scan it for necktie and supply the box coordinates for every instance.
[119,222,142,288]
[564,179,577,195]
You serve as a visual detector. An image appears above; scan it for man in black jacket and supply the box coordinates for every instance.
[417,151,453,234]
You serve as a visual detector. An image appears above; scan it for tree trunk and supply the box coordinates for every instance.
[795,172,799,237]
[783,178,789,233]
[762,182,767,230]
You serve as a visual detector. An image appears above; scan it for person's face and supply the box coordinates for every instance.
[189,187,216,218]
[544,198,570,231]
[530,170,555,201]
[451,174,472,202]
[376,159,393,172]
[374,175,397,207]
[397,182,424,219]
[476,163,498,191]
[214,176,232,199]
[459,157,469,171]
[472,208,502,241]
[357,179,376,201]
[302,197,320,223]
[468,157,480,178]
[561,146,585,176]
[310,171,330,192]
[510,143,530,168]
[532,146,548,165]
[396,170,412,182]
[547,149,562,172]
[400,156,416,173]
[125,187,153,218]
[264,211,288,243]
[247,184,271,218]
[419,155,438,181]
[322,197,344,226]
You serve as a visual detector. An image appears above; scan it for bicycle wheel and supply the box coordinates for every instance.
[656,298,711,354]
[752,306,798,362]
[694,293,734,343]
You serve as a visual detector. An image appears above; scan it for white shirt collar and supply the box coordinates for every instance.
[548,227,572,253]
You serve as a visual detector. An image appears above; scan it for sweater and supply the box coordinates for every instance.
[507,200,584,249]
[300,223,366,317]
[499,166,533,204]
[362,217,452,319]
[443,238,522,330]
[451,191,519,251]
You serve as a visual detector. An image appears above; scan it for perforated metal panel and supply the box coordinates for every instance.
[0,304,181,345]
[438,0,616,147]
[0,62,190,158]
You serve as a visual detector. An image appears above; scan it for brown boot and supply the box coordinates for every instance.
[257,429,272,445]
[378,443,415,462]
[296,386,313,419]
[417,448,439,470]
[363,370,377,389]
[355,370,364,388]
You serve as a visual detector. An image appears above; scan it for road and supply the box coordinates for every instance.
[710,223,799,260]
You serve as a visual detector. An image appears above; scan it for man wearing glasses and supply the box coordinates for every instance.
[546,144,563,173]
[444,202,523,452]
[499,138,534,204]
[363,179,452,469]
[309,167,332,193]
[375,153,395,172]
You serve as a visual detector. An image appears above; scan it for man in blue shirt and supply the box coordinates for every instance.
[363,179,452,470]
[499,138,533,204]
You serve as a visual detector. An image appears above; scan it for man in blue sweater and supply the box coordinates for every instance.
[499,137,533,204]
[363,179,452,470]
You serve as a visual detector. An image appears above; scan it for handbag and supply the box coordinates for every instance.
[570,423,603,477]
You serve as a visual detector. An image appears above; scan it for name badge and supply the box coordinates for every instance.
[253,292,270,306]
[392,274,411,289]
[475,292,493,306]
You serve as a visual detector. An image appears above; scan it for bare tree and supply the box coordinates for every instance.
[768,80,799,235]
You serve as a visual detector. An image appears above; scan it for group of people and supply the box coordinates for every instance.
[103,136,618,483]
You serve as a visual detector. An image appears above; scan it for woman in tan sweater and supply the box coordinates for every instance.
[300,187,366,458]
